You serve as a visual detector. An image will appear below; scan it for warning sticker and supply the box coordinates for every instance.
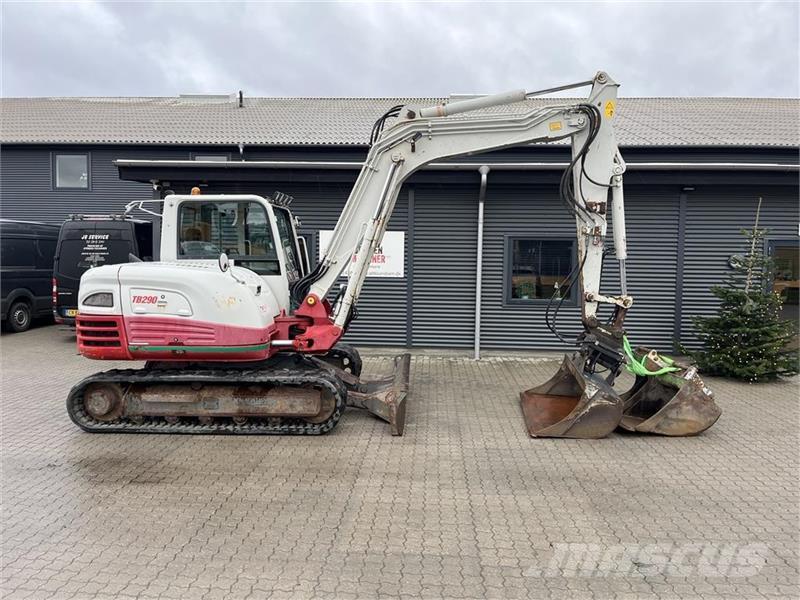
[549,121,563,132]
[604,100,616,118]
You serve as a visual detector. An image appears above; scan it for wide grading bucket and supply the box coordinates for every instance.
[618,348,721,436]
[520,353,623,439]
[315,353,411,436]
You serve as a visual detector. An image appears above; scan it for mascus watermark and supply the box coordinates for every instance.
[525,543,770,578]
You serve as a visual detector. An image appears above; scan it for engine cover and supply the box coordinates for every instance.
[77,261,281,361]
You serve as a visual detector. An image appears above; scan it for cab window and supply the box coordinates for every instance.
[178,201,280,276]
[272,207,301,282]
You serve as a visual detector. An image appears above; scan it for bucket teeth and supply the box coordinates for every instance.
[619,350,721,436]
[520,353,623,439]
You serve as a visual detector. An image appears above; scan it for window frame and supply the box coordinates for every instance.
[299,231,317,270]
[175,199,282,276]
[52,152,91,190]
[766,236,800,301]
[271,206,302,284]
[503,235,578,307]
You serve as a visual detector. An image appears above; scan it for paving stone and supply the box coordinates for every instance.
[0,326,798,599]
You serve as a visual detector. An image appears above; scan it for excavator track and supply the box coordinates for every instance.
[67,356,347,435]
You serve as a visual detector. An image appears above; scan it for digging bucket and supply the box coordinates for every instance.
[619,347,721,436]
[520,353,623,439]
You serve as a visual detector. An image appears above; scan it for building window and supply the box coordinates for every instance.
[192,154,229,162]
[506,238,575,303]
[770,239,799,324]
[55,154,89,188]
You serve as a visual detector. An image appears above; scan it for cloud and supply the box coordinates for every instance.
[1,1,797,97]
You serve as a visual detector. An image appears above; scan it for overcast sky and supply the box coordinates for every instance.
[2,1,798,98]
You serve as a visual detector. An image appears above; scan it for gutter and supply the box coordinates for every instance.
[114,159,800,172]
[474,166,490,361]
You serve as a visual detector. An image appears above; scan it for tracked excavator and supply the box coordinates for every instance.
[69,71,721,438]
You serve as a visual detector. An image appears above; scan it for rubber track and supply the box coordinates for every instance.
[66,362,347,435]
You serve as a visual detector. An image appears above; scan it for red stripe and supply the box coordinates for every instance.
[125,315,269,346]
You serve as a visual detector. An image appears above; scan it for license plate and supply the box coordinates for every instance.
[66,309,78,317]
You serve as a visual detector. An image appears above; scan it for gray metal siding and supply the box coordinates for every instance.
[597,188,681,349]
[411,183,478,347]
[0,146,188,223]
[680,186,799,349]
[475,185,679,351]
[2,144,797,352]
[0,146,409,346]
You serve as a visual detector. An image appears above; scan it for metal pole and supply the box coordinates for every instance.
[474,166,490,360]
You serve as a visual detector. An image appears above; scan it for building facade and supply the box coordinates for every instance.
[1,96,798,352]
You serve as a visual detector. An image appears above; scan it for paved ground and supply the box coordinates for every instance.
[1,325,798,600]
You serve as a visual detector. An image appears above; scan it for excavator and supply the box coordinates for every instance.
[68,71,721,438]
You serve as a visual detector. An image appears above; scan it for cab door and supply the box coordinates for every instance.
[272,206,305,282]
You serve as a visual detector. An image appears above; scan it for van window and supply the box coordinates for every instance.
[56,233,134,279]
[132,222,153,260]
[35,239,57,270]
[3,238,36,268]
[178,201,280,276]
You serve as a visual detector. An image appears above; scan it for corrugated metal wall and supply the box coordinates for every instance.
[1,146,797,352]
[473,185,680,352]
[0,146,184,222]
[413,182,797,353]
[411,183,478,347]
[680,186,799,349]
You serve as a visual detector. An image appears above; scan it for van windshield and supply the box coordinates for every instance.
[178,200,280,276]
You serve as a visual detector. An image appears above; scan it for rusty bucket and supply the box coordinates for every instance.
[320,353,411,436]
[618,348,721,436]
[520,353,623,439]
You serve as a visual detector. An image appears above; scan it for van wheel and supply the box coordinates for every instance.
[7,301,32,333]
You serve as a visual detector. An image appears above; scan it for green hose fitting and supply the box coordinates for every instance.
[622,335,681,377]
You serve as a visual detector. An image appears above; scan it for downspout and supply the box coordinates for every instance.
[474,165,490,360]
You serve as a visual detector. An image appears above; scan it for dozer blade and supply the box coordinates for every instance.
[619,349,721,436]
[319,353,411,436]
[520,353,623,439]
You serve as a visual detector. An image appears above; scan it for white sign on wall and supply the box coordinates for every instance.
[318,230,405,278]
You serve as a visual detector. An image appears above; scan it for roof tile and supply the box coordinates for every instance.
[0,96,797,147]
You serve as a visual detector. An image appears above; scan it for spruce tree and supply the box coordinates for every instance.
[689,200,799,382]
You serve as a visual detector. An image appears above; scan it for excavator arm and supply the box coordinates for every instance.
[293,71,630,358]
[291,71,719,440]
